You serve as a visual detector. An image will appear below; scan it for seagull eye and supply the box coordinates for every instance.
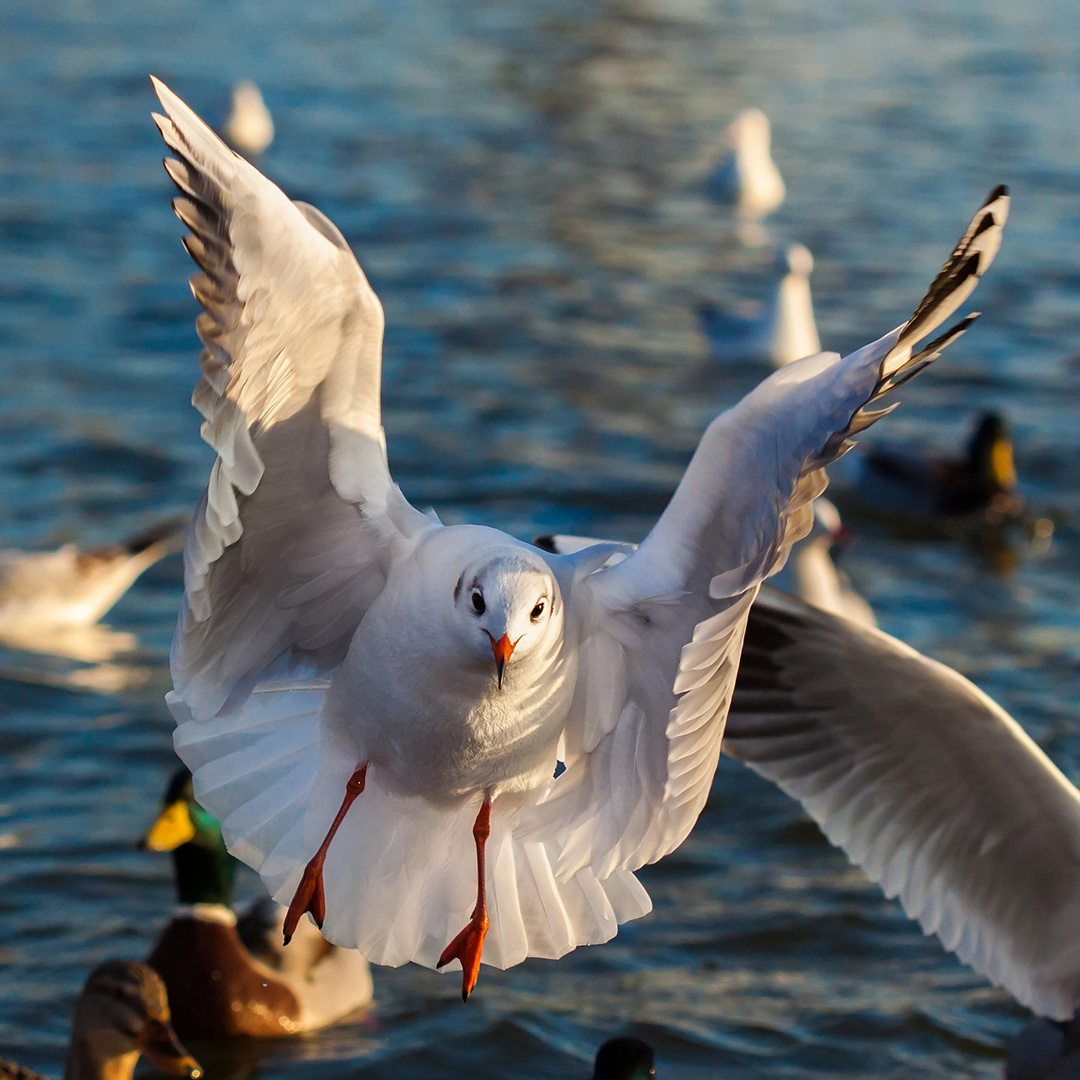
[471,590,485,615]
[530,600,546,621]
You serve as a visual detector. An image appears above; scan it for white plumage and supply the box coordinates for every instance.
[707,108,786,219]
[699,243,822,368]
[152,75,1008,995]
[728,588,1080,1021]
[224,81,274,157]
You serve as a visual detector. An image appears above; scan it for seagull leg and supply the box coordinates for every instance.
[437,794,492,1002]
[283,763,367,946]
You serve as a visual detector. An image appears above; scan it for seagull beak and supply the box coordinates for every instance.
[485,632,518,689]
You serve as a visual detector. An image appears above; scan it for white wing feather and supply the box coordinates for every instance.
[151,77,431,721]
[527,187,1010,879]
[727,588,1080,1021]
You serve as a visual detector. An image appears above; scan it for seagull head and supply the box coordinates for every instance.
[453,549,559,689]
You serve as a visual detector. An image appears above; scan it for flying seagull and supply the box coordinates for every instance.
[151,74,1007,1002]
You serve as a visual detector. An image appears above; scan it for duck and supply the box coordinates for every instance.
[592,1037,656,1080]
[768,498,876,628]
[0,519,184,640]
[224,81,274,157]
[0,961,200,1080]
[1006,1011,1080,1079]
[853,410,1024,523]
[698,243,821,367]
[705,107,785,218]
[140,767,373,1038]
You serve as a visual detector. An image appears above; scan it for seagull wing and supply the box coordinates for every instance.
[525,187,1010,880]
[152,78,431,721]
[726,587,1080,1021]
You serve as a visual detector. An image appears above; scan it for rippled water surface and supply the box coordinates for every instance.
[2,0,1080,1076]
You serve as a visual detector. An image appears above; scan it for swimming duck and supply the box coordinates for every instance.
[706,107,785,218]
[141,767,373,1038]
[1006,1011,1080,1079]
[592,1038,656,1080]
[698,243,821,367]
[224,81,274,157]
[0,961,200,1080]
[0,519,184,638]
[855,410,1023,523]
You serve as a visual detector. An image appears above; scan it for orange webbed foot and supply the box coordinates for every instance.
[437,912,489,1002]
[282,857,326,945]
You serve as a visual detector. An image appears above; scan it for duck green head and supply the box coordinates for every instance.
[140,766,236,907]
[592,1037,656,1080]
[967,411,1017,491]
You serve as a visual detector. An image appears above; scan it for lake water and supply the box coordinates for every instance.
[1,0,1079,1076]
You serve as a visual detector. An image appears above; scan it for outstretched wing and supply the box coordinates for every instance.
[152,78,432,720]
[727,588,1080,1021]
[525,187,1010,879]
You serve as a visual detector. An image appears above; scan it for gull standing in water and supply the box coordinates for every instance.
[698,243,821,368]
[224,81,274,157]
[706,108,785,219]
[0,519,184,642]
[151,75,1007,1001]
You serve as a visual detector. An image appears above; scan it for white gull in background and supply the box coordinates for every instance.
[768,498,876,628]
[706,108,785,219]
[224,81,274,157]
[0,519,183,641]
[151,75,1007,1001]
[699,243,821,368]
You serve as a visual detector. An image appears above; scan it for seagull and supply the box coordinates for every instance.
[706,108,785,219]
[224,81,274,157]
[768,498,876,628]
[698,243,821,368]
[726,586,1080,1023]
[0,519,185,639]
[151,74,1007,1002]
[537,501,876,635]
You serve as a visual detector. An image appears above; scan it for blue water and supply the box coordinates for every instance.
[1,0,1079,1076]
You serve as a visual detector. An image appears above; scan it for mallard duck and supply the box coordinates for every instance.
[141,767,373,1038]
[224,81,274,157]
[0,961,200,1080]
[705,107,785,219]
[592,1038,656,1080]
[856,410,1023,522]
[698,244,821,367]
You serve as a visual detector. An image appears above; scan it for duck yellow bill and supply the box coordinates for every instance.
[138,1018,202,1079]
[140,800,196,852]
[991,439,1017,489]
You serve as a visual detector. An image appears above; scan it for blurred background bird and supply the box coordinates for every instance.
[223,80,274,157]
[706,107,785,219]
[698,242,820,367]
[0,961,200,1080]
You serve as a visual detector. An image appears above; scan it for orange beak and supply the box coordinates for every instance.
[485,632,518,689]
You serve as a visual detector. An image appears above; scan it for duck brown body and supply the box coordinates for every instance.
[148,913,303,1037]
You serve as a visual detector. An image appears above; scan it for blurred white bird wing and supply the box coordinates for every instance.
[152,78,433,720]
[524,187,1010,880]
[727,586,1080,1020]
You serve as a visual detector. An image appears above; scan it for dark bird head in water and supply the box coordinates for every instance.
[592,1037,656,1080]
